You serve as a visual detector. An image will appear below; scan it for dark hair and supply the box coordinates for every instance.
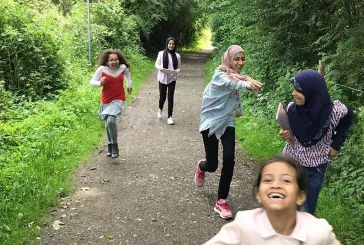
[97,49,130,69]
[253,156,307,195]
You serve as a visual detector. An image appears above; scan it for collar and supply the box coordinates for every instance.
[256,209,307,242]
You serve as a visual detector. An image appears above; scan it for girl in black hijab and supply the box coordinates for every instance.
[280,69,354,215]
[155,37,181,125]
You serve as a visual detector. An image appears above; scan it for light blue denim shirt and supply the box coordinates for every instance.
[199,70,250,139]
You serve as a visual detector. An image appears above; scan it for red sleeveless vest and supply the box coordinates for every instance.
[101,72,125,104]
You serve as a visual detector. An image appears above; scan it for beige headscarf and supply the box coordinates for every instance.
[217,45,246,81]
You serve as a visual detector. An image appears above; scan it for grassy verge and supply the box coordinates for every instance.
[0,56,155,245]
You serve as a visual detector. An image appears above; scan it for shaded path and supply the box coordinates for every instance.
[40,50,258,245]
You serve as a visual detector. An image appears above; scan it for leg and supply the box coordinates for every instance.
[159,82,167,111]
[167,81,176,118]
[106,115,119,158]
[105,117,112,157]
[218,127,236,200]
[301,163,328,215]
[199,129,219,173]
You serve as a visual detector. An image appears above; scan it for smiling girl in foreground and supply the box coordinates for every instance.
[204,156,340,245]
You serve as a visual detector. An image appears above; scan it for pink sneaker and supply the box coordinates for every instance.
[194,160,206,187]
[214,199,233,219]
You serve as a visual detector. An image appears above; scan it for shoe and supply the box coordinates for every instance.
[157,109,162,119]
[111,143,119,159]
[167,117,174,125]
[106,144,112,157]
[214,199,233,219]
[195,160,206,187]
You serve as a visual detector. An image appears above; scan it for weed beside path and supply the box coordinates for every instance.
[40,51,258,245]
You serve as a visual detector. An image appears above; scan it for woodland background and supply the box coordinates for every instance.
[0,0,363,244]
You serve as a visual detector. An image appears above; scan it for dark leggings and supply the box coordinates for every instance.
[200,127,236,200]
[159,81,176,118]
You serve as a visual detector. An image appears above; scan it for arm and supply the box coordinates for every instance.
[176,53,181,73]
[203,219,242,245]
[155,51,163,70]
[124,67,133,94]
[211,72,250,92]
[90,66,103,87]
[331,105,354,151]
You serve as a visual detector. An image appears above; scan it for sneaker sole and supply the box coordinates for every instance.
[213,207,233,219]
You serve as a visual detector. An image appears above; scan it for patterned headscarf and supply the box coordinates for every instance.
[217,45,246,81]
[287,69,333,147]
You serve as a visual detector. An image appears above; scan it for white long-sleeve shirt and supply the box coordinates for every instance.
[90,64,132,88]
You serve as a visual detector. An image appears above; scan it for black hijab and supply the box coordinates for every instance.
[163,37,178,69]
[287,69,333,147]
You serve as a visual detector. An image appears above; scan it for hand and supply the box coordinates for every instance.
[329,147,338,160]
[235,112,243,117]
[247,79,263,92]
[159,66,164,71]
[279,129,291,141]
[100,76,107,86]
[127,88,132,94]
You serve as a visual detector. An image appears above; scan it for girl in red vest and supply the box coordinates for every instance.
[90,49,132,159]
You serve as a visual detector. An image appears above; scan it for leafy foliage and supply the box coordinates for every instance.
[0,0,66,100]
[121,0,205,53]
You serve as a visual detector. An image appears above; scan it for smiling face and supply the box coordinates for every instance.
[256,161,306,213]
[231,52,245,73]
[167,39,175,51]
[292,88,305,105]
[107,53,120,70]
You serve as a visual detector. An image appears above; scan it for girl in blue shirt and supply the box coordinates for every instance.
[195,45,263,219]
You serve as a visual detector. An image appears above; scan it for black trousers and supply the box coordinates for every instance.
[159,81,176,118]
[200,127,236,200]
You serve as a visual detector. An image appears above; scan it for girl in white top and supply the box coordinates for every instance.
[155,37,181,125]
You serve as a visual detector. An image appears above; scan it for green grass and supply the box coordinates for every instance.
[235,115,283,161]
[317,190,364,245]
[0,56,155,245]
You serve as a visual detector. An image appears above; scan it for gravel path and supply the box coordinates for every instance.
[40,50,258,245]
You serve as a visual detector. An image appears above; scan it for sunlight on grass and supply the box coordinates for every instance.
[197,29,214,50]
[182,28,214,51]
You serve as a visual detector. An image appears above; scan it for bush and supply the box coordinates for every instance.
[0,0,66,100]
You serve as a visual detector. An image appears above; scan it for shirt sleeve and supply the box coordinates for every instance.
[203,219,242,245]
[124,68,132,88]
[155,51,163,70]
[331,104,354,151]
[176,53,181,73]
[211,72,249,92]
[90,66,103,87]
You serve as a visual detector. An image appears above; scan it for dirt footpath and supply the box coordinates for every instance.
[40,50,258,245]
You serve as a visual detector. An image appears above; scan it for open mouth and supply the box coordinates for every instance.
[268,193,284,199]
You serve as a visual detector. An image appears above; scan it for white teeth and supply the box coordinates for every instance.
[268,193,284,199]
